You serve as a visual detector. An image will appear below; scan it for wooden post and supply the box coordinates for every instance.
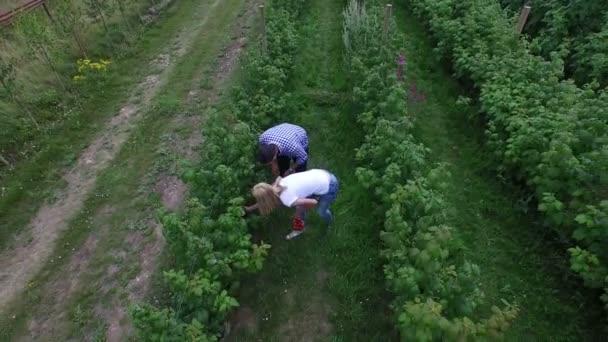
[71,30,88,59]
[90,0,114,58]
[41,2,88,58]
[0,154,12,169]
[259,4,267,53]
[41,2,53,21]
[516,5,531,34]
[91,0,110,34]
[383,4,392,43]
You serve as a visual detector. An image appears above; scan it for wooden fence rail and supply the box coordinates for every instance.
[0,0,46,27]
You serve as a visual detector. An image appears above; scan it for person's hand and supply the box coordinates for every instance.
[241,206,256,218]
[243,204,258,215]
[271,160,280,177]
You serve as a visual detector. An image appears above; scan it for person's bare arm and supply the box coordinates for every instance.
[292,198,316,219]
[244,203,259,212]
[272,177,282,187]
[292,198,317,209]
[271,159,280,177]
[284,160,297,176]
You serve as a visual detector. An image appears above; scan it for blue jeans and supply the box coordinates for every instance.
[300,173,339,224]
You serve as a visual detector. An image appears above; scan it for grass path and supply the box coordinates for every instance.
[0,0,256,340]
[229,1,606,341]
[394,3,604,340]
[229,0,397,340]
[0,0,219,315]
[0,1,188,252]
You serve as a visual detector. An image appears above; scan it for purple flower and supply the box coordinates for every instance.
[398,52,406,65]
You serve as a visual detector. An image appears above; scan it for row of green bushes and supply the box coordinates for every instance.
[500,0,608,87]
[343,1,518,340]
[128,1,307,340]
[233,0,306,129]
[406,0,608,320]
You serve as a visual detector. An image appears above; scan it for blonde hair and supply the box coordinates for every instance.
[252,177,284,215]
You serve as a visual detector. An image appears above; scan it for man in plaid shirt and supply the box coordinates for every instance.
[258,123,309,177]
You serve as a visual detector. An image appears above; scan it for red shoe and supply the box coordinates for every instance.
[292,218,305,231]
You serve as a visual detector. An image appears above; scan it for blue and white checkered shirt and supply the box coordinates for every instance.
[259,123,309,165]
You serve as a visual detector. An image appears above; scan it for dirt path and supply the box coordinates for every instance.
[0,0,221,316]
[0,0,259,340]
[102,4,259,340]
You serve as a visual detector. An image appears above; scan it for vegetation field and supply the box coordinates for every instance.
[0,0,606,341]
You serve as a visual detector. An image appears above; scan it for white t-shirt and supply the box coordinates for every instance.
[278,169,331,207]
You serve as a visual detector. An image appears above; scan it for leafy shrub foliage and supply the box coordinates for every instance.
[129,1,306,340]
[343,1,519,340]
[500,0,608,87]
[233,3,304,130]
[407,0,608,322]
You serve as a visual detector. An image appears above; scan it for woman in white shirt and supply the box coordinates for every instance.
[245,169,339,240]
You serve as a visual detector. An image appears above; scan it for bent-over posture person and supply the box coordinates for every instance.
[245,169,339,240]
[258,123,309,177]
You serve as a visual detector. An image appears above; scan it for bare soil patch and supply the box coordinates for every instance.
[155,175,188,211]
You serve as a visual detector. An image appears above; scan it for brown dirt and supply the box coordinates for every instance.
[141,0,175,24]
[101,304,130,342]
[187,1,256,104]
[22,206,113,341]
[124,222,165,303]
[155,175,188,211]
[100,221,165,342]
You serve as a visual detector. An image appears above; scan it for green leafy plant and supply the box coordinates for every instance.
[407,0,608,320]
[343,0,518,339]
[0,57,38,131]
[233,5,303,130]
[130,1,307,339]
[72,59,112,93]
[52,0,89,58]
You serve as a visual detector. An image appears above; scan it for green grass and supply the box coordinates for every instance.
[0,0,248,339]
[232,0,605,341]
[231,0,397,340]
[0,0,196,251]
[393,3,605,340]
[2,0,601,339]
